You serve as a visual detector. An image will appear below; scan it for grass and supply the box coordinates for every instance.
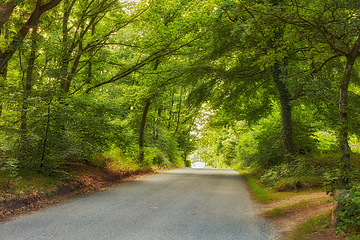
[286,211,360,240]
[264,198,330,218]
[286,211,332,240]
[239,169,317,203]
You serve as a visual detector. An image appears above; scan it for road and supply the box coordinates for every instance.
[0,168,277,240]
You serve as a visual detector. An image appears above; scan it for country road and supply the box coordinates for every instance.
[0,168,277,240]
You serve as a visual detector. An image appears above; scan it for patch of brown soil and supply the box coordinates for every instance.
[259,192,342,240]
[0,162,155,223]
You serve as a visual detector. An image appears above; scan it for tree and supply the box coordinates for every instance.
[0,0,62,72]
[258,0,360,185]
[189,0,300,163]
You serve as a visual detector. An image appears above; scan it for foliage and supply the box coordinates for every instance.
[2,6,360,239]
[336,186,360,232]
[0,157,20,188]
[260,157,326,190]
[196,103,319,171]
[0,0,204,181]
[102,147,142,172]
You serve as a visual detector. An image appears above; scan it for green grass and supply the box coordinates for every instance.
[286,211,332,240]
[241,170,275,203]
[239,169,316,203]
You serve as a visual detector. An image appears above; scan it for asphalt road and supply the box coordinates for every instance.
[0,168,277,240]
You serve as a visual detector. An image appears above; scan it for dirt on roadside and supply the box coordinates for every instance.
[258,192,342,240]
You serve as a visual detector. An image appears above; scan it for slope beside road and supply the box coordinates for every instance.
[0,168,277,240]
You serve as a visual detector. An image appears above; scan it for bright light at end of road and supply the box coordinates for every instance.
[191,162,206,168]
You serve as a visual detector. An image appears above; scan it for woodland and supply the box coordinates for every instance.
[1,0,360,234]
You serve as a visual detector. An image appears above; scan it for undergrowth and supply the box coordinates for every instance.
[238,169,313,203]
[259,156,330,191]
[0,169,61,197]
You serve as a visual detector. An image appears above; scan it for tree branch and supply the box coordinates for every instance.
[0,0,62,73]
[292,54,340,100]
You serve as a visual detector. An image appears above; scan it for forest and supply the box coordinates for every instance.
[1,0,360,235]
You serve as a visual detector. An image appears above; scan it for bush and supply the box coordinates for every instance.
[185,159,191,167]
[336,186,360,232]
[253,121,283,168]
[260,157,326,190]
[0,157,20,188]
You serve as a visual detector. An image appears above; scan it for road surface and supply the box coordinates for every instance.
[0,168,277,239]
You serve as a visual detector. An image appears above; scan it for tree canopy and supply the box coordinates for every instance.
[1,0,360,206]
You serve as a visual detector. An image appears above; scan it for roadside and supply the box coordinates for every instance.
[239,170,345,240]
[259,192,340,239]
[0,164,347,239]
[0,160,156,223]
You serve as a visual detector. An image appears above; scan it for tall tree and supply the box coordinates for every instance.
[260,0,360,185]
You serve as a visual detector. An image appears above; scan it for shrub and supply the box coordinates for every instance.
[336,186,360,232]
[260,157,326,190]
[185,159,191,167]
[0,157,20,188]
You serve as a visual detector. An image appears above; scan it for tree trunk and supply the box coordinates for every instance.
[153,106,162,141]
[168,87,175,128]
[174,88,183,134]
[266,0,295,163]
[60,0,74,93]
[271,61,295,163]
[0,29,9,117]
[138,59,161,161]
[19,25,38,162]
[40,98,53,171]
[337,34,360,186]
[338,56,355,186]
[139,98,152,163]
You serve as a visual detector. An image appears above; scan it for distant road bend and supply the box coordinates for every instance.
[0,168,277,240]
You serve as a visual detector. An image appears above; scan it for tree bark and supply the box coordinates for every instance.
[271,61,294,163]
[0,28,9,117]
[174,89,183,134]
[138,59,161,162]
[338,56,355,186]
[168,87,175,128]
[40,98,53,170]
[265,0,295,163]
[20,25,38,156]
[60,0,76,93]
[337,34,360,186]
[139,98,152,163]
